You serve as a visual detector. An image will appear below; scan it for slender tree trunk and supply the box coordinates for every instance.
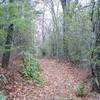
[61,0,71,60]
[61,0,67,59]
[93,20,100,92]
[91,0,100,92]
[2,24,14,68]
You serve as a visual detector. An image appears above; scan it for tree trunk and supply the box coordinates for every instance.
[91,0,100,92]
[93,20,100,92]
[2,24,14,68]
[60,0,69,59]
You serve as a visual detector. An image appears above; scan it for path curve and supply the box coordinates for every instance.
[34,58,89,100]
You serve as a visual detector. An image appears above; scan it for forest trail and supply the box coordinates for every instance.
[1,58,98,100]
[34,58,89,100]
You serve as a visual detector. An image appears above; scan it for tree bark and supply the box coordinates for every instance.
[93,20,100,92]
[60,0,68,59]
[2,24,14,68]
[91,0,100,92]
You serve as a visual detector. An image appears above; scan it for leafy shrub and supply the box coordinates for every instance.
[76,83,85,97]
[21,52,43,86]
[0,91,6,100]
[0,74,7,90]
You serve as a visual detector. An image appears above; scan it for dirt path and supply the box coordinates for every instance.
[34,59,89,100]
[1,58,93,100]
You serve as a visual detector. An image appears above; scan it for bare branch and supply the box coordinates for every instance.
[0,0,5,4]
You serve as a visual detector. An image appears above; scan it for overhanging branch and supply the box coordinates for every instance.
[0,0,6,4]
[76,1,99,12]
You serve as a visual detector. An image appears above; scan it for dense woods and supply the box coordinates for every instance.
[0,0,100,100]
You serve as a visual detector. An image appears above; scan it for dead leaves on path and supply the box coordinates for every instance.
[0,58,98,100]
[34,59,90,100]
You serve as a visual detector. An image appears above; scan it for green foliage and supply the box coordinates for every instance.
[39,1,93,63]
[63,2,92,63]
[76,83,85,97]
[0,0,35,55]
[21,52,43,86]
[0,29,6,46]
[0,75,7,90]
[0,91,6,100]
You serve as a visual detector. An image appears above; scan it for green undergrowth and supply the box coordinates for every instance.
[0,91,6,100]
[20,52,43,86]
[0,75,7,100]
[76,83,85,97]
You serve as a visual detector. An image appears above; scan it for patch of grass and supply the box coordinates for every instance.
[76,83,85,97]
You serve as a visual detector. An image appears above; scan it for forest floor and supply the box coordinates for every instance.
[34,58,93,100]
[0,58,100,100]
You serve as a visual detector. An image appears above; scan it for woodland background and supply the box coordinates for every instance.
[0,0,100,100]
